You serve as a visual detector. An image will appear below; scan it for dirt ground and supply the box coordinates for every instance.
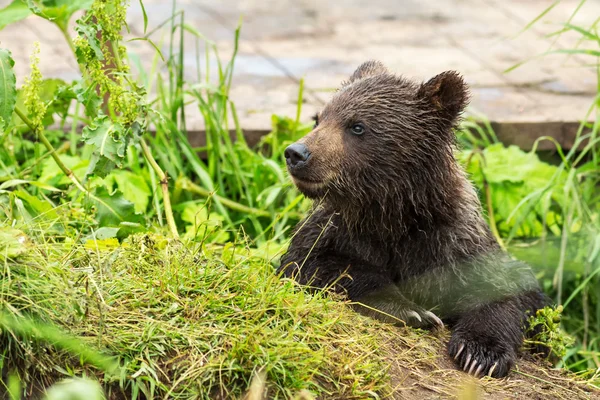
[382,328,599,400]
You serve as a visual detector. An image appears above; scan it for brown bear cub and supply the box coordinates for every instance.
[278,61,548,378]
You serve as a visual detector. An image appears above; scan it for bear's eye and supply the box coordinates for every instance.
[350,123,365,136]
[312,113,319,128]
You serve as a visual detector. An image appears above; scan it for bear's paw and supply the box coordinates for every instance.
[448,332,516,378]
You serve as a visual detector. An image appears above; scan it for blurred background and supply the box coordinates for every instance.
[3,0,598,144]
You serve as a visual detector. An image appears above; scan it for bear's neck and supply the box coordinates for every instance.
[328,165,485,241]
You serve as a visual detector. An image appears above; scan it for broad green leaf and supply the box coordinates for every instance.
[82,116,128,168]
[13,189,58,219]
[25,0,43,15]
[461,144,565,238]
[86,154,116,178]
[490,183,544,237]
[107,170,151,213]
[75,23,104,61]
[38,78,69,121]
[84,227,120,243]
[34,3,69,25]
[12,197,33,223]
[72,81,101,118]
[46,81,101,126]
[39,154,88,186]
[0,48,16,130]
[25,0,94,30]
[89,186,142,227]
[261,159,285,181]
[257,185,283,207]
[42,0,94,14]
[0,0,33,30]
[471,144,562,187]
[51,81,80,118]
[0,0,93,32]
[83,236,120,250]
[181,202,209,224]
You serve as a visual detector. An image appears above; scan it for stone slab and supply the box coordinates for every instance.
[0,0,598,149]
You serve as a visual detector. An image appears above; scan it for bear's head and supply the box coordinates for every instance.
[284,60,470,222]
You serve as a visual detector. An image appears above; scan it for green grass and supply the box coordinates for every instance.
[1,228,396,399]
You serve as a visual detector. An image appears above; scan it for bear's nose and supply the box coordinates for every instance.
[284,143,311,167]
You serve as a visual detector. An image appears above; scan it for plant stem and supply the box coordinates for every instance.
[182,179,271,218]
[140,138,179,238]
[59,25,77,60]
[483,174,505,250]
[58,25,88,81]
[182,180,302,220]
[471,149,505,250]
[18,142,70,178]
[14,107,88,194]
[556,201,574,305]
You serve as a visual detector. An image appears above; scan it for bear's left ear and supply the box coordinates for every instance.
[417,71,469,119]
[345,60,389,84]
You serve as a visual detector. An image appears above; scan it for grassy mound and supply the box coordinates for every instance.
[1,229,598,399]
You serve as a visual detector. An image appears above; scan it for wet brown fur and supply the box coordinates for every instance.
[278,61,548,378]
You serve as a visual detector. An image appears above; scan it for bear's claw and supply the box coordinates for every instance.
[405,309,444,330]
[467,358,478,374]
[423,310,444,329]
[487,362,498,377]
[448,336,515,378]
[475,364,484,376]
[407,310,422,322]
[462,353,472,371]
[453,343,465,360]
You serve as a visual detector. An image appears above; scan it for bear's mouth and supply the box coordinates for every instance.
[291,176,324,188]
[291,176,328,198]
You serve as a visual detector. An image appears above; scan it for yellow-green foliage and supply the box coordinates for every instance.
[525,305,575,360]
[73,0,141,124]
[22,43,47,129]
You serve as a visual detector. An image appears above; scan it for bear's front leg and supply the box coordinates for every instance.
[448,290,546,378]
[279,252,443,330]
[352,281,444,330]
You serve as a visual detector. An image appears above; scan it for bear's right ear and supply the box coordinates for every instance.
[417,71,470,120]
[345,60,388,85]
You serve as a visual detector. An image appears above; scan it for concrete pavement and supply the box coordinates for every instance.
[1,0,598,149]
